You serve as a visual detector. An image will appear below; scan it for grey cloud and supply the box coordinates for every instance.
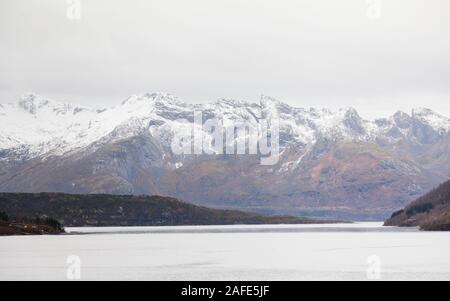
[0,0,449,119]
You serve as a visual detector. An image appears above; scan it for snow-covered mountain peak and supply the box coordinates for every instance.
[389,110,412,129]
[259,94,283,109]
[260,95,284,119]
[412,107,450,131]
[337,107,370,137]
[18,93,55,114]
[393,110,410,118]
[17,93,92,116]
[307,107,332,118]
[121,92,182,106]
[339,106,359,117]
[214,98,254,108]
[1,92,449,162]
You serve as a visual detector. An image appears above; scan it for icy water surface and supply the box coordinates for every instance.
[1,222,449,280]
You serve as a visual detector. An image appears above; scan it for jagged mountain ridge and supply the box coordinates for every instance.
[0,92,449,220]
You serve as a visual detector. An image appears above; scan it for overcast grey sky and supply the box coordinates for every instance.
[0,0,449,119]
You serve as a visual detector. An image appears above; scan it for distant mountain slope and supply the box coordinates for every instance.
[384,179,450,230]
[0,193,335,227]
[1,92,449,219]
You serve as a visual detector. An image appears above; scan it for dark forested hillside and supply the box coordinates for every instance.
[0,193,337,227]
[0,211,64,236]
[384,179,450,230]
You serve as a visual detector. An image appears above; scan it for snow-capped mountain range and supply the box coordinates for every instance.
[1,92,449,219]
[1,92,448,159]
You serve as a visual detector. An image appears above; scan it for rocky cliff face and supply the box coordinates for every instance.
[1,92,449,219]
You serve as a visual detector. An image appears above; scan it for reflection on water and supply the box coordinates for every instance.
[1,222,448,281]
[66,222,419,235]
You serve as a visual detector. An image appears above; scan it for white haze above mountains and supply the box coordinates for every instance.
[0,92,449,161]
[1,0,450,119]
